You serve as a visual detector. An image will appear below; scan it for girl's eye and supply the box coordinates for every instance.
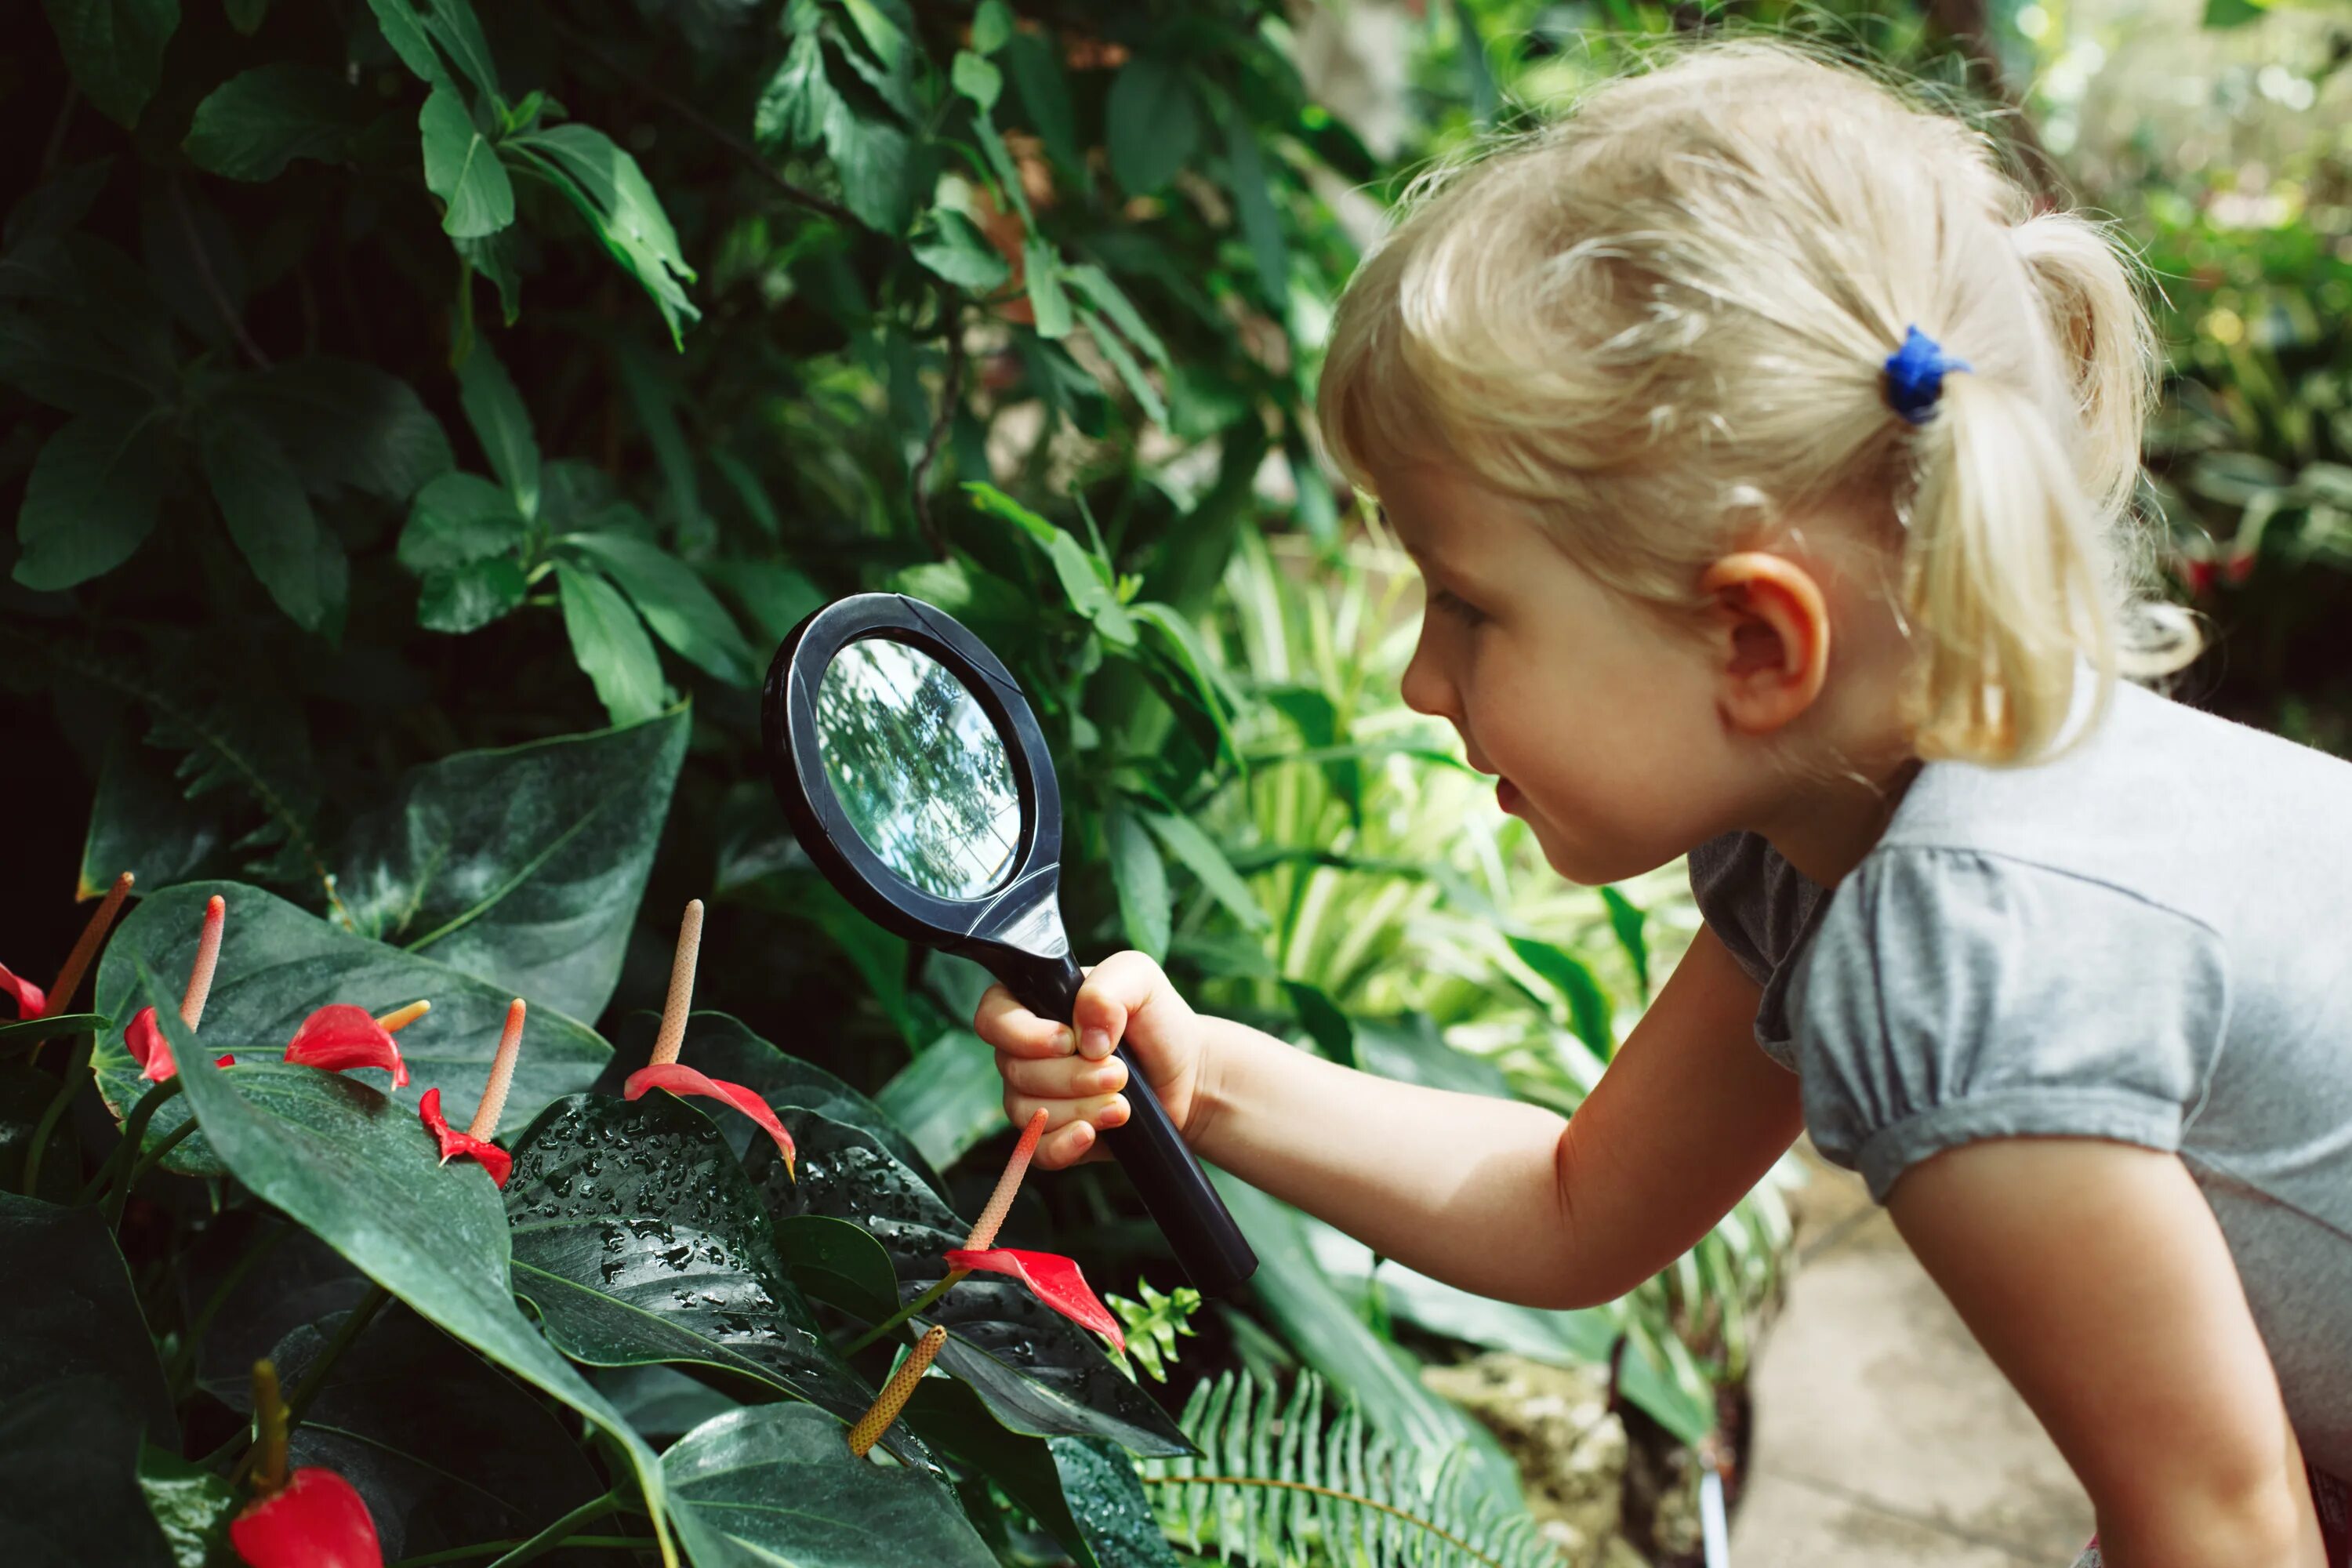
[1429,586,1486,626]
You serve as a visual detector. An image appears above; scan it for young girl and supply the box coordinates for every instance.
[975,41,2352,1568]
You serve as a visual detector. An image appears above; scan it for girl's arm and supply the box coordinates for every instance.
[1889,1138,2325,1568]
[982,926,1803,1309]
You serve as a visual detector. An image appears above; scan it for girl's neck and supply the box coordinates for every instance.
[1752,754,1924,888]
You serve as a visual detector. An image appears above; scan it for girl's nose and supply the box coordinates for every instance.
[1399,628,1457,723]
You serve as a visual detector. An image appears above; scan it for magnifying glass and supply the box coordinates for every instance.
[762,592,1258,1298]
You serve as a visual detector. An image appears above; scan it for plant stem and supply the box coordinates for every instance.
[77,1077,184,1206]
[169,1223,290,1393]
[20,1037,90,1196]
[228,1283,392,1483]
[110,1118,199,1225]
[387,1536,645,1567]
[482,1490,622,1568]
[842,1269,967,1357]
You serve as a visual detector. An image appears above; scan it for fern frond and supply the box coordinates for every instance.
[1139,1370,1556,1568]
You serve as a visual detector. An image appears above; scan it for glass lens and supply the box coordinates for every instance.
[814,638,1022,899]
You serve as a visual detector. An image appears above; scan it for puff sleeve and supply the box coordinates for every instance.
[1786,847,2230,1202]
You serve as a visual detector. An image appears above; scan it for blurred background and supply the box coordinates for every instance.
[3,0,2345,1563]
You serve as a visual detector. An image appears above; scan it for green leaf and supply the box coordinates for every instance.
[2205,0,2267,25]
[593,1364,742,1443]
[401,471,527,572]
[91,882,613,1176]
[0,1378,173,1567]
[137,1448,234,1568]
[365,0,454,89]
[0,1065,78,1200]
[1450,0,1498,127]
[200,413,337,632]
[875,1029,1003,1173]
[905,1380,1113,1568]
[1218,104,1288,306]
[419,85,514,240]
[913,209,1011,291]
[557,561,667,725]
[664,1403,995,1568]
[1599,885,1650,996]
[226,358,453,502]
[417,556,526,633]
[183,64,359,182]
[506,125,699,343]
[1062,265,1169,370]
[952,50,1002,111]
[452,339,539,517]
[752,28,833,150]
[416,0,499,99]
[154,1003,678,1563]
[1105,57,1200,198]
[503,1094,900,1449]
[970,0,1012,55]
[1140,811,1265,931]
[816,97,919,235]
[1002,31,1080,176]
[775,1213,901,1324]
[1281,982,1356,1069]
[0,1193,176,1442]
[1078,310,1167,427]
[1024,238,1073,339]
[1352,1014,1510,1099]
[0,1012,110,1049]
[246,1306,606,1563]
[771,1110,1191,1456]
[335,707,688,1021]
[559,534,754,686]
[1127,601,1239,766]
[1505,935,1615,1058]
[1105,805,1171,963]
[13,408,167,590]
[1050,1436,1178,1568]
[41,0,179,128]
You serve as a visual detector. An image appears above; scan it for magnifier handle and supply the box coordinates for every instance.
[1004,952,1259,1298]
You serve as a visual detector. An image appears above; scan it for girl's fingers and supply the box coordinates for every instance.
[1036,1118,1098,1170]
[1003,1090,1129,1142]
[1070,952,1165,1062]
[996,1050,1126,1100]
[973,983,1076,1059]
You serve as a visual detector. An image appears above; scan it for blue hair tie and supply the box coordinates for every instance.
[1883,325,1970,425]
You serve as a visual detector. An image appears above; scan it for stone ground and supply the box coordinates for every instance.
[1730,1144,2097,1567]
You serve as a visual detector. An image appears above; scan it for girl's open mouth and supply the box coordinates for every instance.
[1497,777,1523,814]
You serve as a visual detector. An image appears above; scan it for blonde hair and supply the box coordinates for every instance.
[1317,38,2198,764]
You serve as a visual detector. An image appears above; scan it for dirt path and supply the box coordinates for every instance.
[1730,1145,2096,1566]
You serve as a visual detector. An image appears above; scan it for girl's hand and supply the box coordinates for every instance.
[973,952,1206,1171]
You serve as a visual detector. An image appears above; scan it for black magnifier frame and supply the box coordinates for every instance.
[763,592,1258,1298]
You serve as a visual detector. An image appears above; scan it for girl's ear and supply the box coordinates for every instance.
[1699,552,1832,735]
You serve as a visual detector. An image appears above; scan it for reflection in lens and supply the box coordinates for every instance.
[815,638,1022,899]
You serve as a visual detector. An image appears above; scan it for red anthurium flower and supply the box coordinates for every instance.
[625,1062,797,1178]
[0,961,48,1021]
[126,1007,236,1082]
[230,1467,383,1568]
[283,1005,408,1087]
[418,1087,512,1187]
[944,1247,1125,1352]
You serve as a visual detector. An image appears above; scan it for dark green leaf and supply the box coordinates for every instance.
[1450,0,1498,127]
[770,1110,1191,1456]
[183,64,360,182]
[453,339,539,517]
[506,125,699,343]
[663,1403,994,1568]
[0,1065,78,1200]
[417,556,526,633]
[905,1379,1112,1568]
[1128,602,1238,766]
[416,0,499,98]
[0,1192,176,1440]
[41,0,178,128]
[248,1306,604,1564]
[0,1379,173,1568]
[1505,935,1615,1057]
[1025,238,1073,339]
[1105,58,1200,198]
[336,706,688,1021]
[1599,885,1650,996]
[1079,310,1167,426]
[365,0,455,89]
[0,1013,109,1047]
[200,413,337,631]
[504,1094,897,1448]
[1002,31,1080,176]
[561,533,755,686]
[592,1364,742,1442]
[226,358,453,502]
[818,98,919,235]
[419,85,514,240]
[557,561,667,725]
[1352,1013,1510,1098]
[1105,805,1170,962]
[400,471,528,572]
[753,28,833,150]
[775,1213,901,1323]
[92,882,612,1176]
[1050,1436,1178,1568]
[137,1448,235,1568]
[13,409,166,590]
[1280,982,1356,1069]
[1062,265,1169,370]
[727,560,826,646]
[223,0,267,31]
[156,1006,677,1552]
[913,210,1010,290]
[1218,103,1287,306]
[875,1029,1002,1173]
[1141,811,1265,931]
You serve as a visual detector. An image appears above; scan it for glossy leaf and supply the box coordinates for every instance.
[157,1013,677,1561]
[503,1094,898,1448]
[557,561,667,725]
[241,1306,604,1563]
[92,883,611,1176]
[417,556,526,633]
[0,1192,176,1443]
[13,408,168,590]
[0,1377,174,1567]
[768,1110,1191,1457]
[42,0,178,128]
[663,1403,995,1568]
[419,85,514,239]
[334,707,687,1021]
[774,1214,900,1324]
[183,64,360,182]
[1050,1436,1178,1568]
[138,1447,236,1568]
